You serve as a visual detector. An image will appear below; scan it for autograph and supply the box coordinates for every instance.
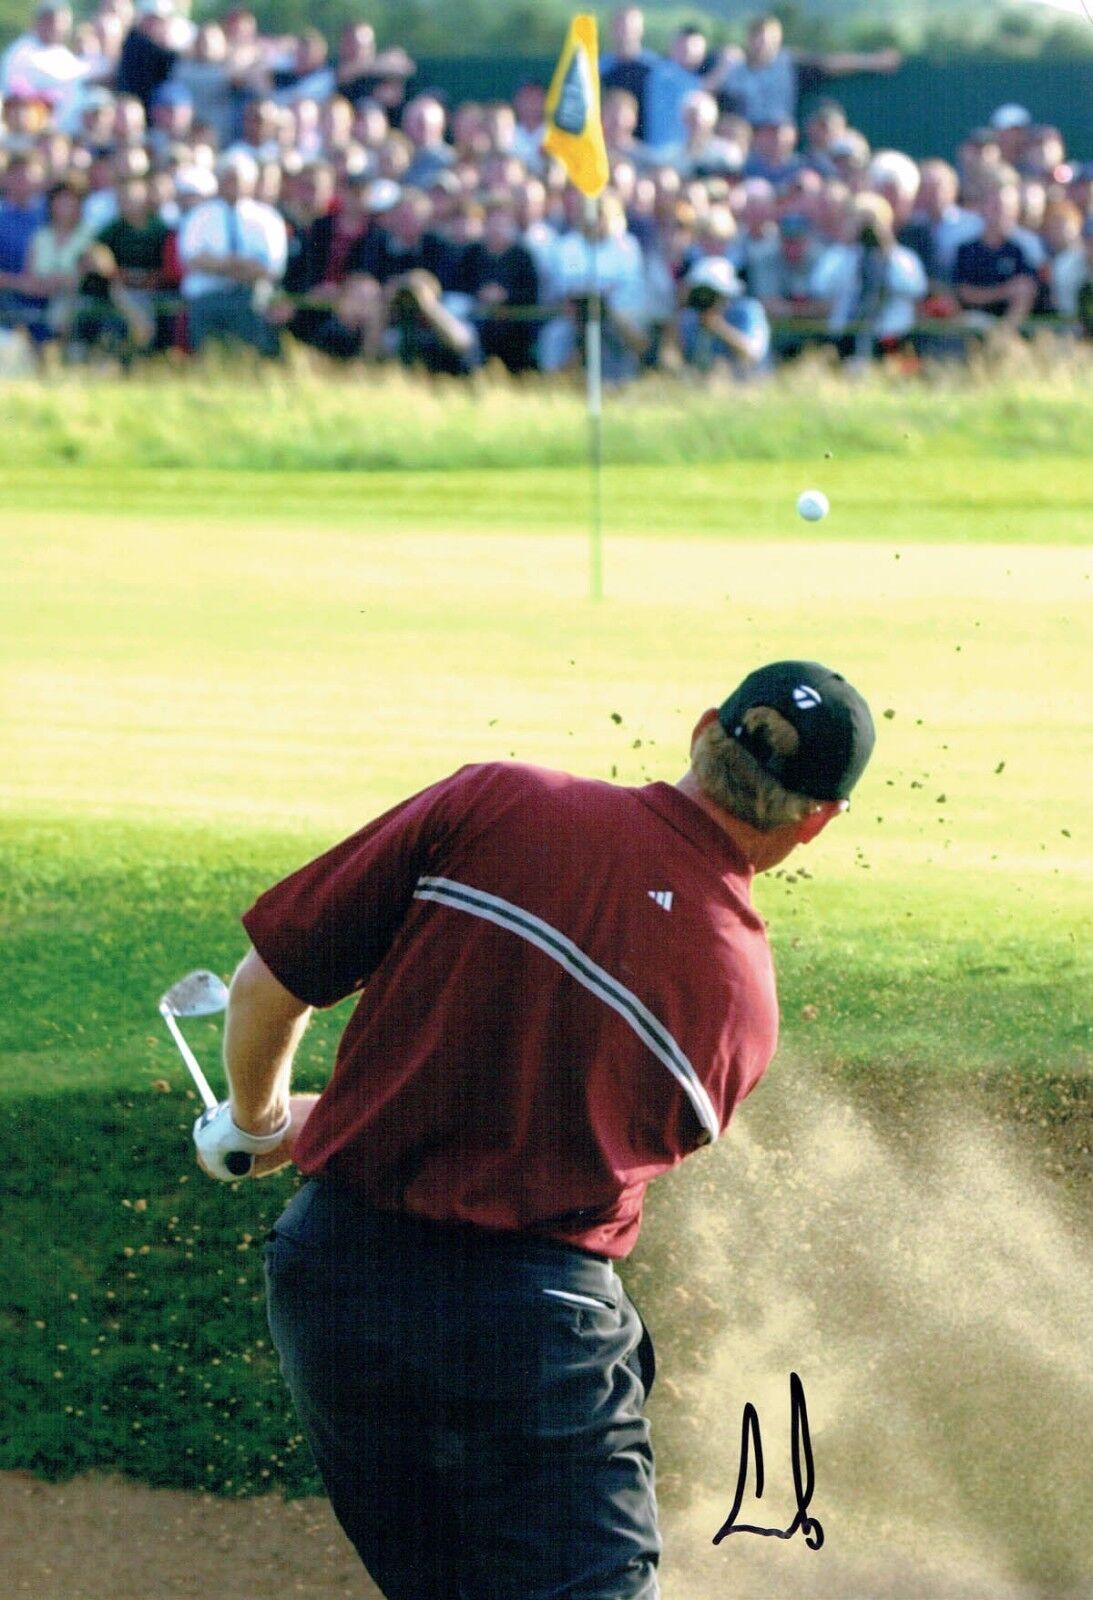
[711,1371,824,1551]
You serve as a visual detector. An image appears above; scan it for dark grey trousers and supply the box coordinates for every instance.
[264,1181,661,1599]
[186,287,278,357]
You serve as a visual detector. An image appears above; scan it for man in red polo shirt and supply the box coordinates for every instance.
[195,660,874,1600]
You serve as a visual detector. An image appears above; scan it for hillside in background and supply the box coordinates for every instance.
[1,0,1091,57]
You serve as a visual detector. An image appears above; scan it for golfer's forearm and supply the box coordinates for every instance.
[223,951,312,1135]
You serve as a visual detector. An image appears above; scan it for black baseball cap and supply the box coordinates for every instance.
[718,660,875,802]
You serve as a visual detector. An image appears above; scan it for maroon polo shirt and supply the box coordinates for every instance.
[242,763,779,1258]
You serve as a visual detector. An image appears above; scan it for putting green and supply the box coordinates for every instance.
[3,477,1088,1087]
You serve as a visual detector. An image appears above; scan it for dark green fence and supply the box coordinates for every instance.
[408,55,1091,161]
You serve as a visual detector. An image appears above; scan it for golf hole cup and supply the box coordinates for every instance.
[797,489,829,522]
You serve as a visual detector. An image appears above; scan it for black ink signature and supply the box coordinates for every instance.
[712,1371,824,1551]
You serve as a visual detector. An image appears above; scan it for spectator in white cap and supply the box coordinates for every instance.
[675,254,770,372]
[988,104,1033,168]
[177,148,286,355]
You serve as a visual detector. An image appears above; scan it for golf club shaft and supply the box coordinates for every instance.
[159,1006,219,1110]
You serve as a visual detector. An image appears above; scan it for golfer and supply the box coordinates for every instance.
[202,660,874,1599]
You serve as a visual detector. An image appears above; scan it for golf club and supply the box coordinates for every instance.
[158,970,255,1177]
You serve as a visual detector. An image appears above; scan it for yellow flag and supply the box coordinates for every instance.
[543,14,609,199]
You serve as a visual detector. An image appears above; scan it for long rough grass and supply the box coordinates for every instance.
[0,341,1090,472]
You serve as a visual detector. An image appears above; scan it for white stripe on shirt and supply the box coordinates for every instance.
[413,874,721,1144]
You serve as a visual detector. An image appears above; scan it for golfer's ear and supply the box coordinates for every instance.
[795,799,846,845]
[691,707,720,750]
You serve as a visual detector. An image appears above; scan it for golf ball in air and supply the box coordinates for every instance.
[797,489,829,522]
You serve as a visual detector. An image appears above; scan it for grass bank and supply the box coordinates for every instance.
[0,349,1090,474]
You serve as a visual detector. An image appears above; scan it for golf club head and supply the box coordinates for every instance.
[160,969,230,1019]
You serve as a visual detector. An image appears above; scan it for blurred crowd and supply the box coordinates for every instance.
[0,1,1090,376]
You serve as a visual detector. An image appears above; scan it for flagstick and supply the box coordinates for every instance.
[585,193,604,603]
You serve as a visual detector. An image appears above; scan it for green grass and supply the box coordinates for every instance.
[0,350,1090,473]
[0,396,1090,1510]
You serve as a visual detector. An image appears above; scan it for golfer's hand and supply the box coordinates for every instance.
[250,1093,321,1178]
[194,1099,298,1182]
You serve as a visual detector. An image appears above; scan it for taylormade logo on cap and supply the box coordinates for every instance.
[718,660,875,802]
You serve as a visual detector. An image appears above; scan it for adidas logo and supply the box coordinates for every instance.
[648,890,674,911]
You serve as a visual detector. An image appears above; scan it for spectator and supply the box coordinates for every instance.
[752,211,826,325]
[351,99,387,154]
[1050,213,1092,326]
[170,22,236,150]
[401,94,454,188]
[956,128,1003,201]
[74,10,124,87]
[737,177,778,291]
[1021,123,1066,183]
[83,143,149,232]
[146,80,192,159]
[76,85,116,152]
[544,189,651,382]
[178,148,286,354]
[987,104,1033,170]
[36,127,74,181]
[642,27,741,151]
[111,92,146,148]
[96,169,172,327]
[810,192,927,353]
[0,150,47,334]
[512,80,546,174]
[333,21,413,113]
[868,150,920,240]
[1042,199,1084,315]
[744,117,803,188]
[225,96,282,165]
[270,29,333,105]
[64,237,156,358]
[601,88,654,169]
[828,129,872,192]
[657,90,745,179]
[456,191,540,372]
[0,2,91,127]
[599,6,662,145]
[911,158,982,288]
[116,0,181,112]
[23,174,93,332]
[676,255,770,373]
[318,95,353,159]
[348,187,445,286]
[716,13,900,130]
[65,169,166,351]
[802,99,848,176]
[955,179,1039,332]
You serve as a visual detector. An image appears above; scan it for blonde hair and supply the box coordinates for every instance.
[691,716,819,831]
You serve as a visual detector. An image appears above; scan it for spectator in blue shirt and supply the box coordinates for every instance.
[677,255,770,373]
[955,180,1038,331]
[717,14,901,129]
[0,151,48,336]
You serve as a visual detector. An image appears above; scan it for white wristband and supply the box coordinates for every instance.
[226,1110,292,1153]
